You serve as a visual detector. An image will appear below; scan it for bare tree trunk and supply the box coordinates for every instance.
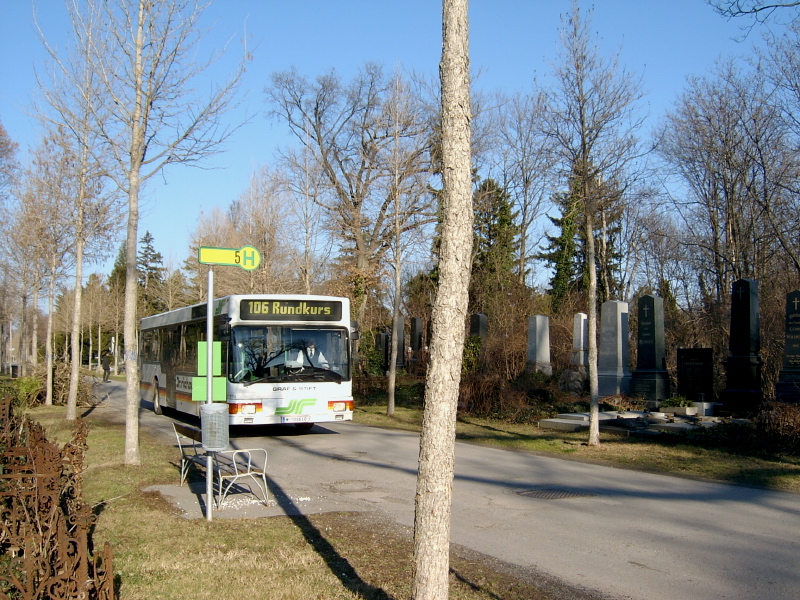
[31,286,39,368]
[88,323,94,373]
[67,237,84,421]
[123,0,147,467]
[387,259,401,416]
[45,258,57,406]
[123,179,141,465]
[19,291,28,377]
[412,1,472,598]
[586,208,600,446]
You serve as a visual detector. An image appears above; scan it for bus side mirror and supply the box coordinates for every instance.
[218,324,231,341]
[350,320,360,341]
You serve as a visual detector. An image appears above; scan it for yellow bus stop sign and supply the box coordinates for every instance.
[198,245,261,271]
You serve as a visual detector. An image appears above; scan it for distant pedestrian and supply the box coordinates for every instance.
[101,351,111,382]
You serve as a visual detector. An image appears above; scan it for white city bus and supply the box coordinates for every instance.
[139,295,356,429]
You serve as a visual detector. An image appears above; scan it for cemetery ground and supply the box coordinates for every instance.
[26,403,589,600]
[8,373,800,600]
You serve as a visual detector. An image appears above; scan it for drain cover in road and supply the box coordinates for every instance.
[517,488,594,500]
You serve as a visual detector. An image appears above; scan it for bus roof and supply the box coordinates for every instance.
[140,294,350,330]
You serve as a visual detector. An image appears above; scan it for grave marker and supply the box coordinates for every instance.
[630,295,670,403]
[527,315,552,376]
[598,300,631,397]
[677,348,714,402]
[775,290,800,404]
[721,278,763,414]
[572,312,588,366]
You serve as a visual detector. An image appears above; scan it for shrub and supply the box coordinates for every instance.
[660,395,694,408]
[602,395,646,412]
[681,403,800,456]
[461,335,482,376]
[10,375,43,407]
[756,402,800,455]
[4,363,98,408]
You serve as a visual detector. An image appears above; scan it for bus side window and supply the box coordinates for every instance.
[141,331,154,361]
[151,330,161,361]
[163,329,177,365]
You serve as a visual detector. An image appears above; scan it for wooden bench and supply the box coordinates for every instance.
[172,423,269,507]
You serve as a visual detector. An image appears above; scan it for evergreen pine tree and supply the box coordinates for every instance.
[539,178,582,312]
[136,231,165,315]
[540,171,625,311]
[470,178,520,313]
[137,231,164,289]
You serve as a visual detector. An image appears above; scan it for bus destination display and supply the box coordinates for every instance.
[240,298,342,321]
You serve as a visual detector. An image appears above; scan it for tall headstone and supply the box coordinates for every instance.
[775,291,800,404]
[630,295,670,403]
[677,348,714,402]
[377,332,390,373]
[559,313,588,395]
[721,278,763,414]
[598,300,631,397]
[394,317,406,368]
[526,315,552,376]
[410,317,423,352]
[470,313,487,341]
[571,312,588,366]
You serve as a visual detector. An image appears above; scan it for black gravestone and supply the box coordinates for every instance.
[677,348,714,402]
[630,295,670,403]
[410,317,423,352]
[394,317,405,368]
[775,291,800,404]
[721,278,763,415]
[470,313,487,340]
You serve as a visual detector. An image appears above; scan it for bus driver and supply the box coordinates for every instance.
[301,340,329,369]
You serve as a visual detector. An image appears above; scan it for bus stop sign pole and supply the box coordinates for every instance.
[197,246,261,522]
[206,267,214,521]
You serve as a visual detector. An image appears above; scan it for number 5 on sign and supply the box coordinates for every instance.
[198,246,261,271]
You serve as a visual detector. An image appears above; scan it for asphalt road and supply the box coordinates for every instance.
[95,381,800,600]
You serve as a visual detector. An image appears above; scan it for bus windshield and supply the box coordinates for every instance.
[230,325,349,384]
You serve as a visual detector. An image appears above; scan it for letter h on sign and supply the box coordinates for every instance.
[242,248,257,269]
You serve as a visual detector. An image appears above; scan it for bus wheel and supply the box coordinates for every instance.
[152,380,163,415]
[294,422,314,432]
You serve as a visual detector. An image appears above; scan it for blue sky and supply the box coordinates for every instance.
[0,1,772,275]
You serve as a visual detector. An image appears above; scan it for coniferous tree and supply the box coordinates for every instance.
[540,178,581,312]
[470,178,520,313]
[541,172,626,312]
[108,244,126,291]
[137,231,165,314]
[137,231,164,289]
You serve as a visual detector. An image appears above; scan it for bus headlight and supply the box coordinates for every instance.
[328,401,353,412]
[229,403,261,415]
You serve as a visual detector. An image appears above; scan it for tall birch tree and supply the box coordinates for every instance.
[545,2,644,445]
[38,1,122,421]
[412,0,472,597]
[20,127,79,405]
[61,0,244,464]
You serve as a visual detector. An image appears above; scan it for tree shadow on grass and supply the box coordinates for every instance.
[265,477,393,600]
